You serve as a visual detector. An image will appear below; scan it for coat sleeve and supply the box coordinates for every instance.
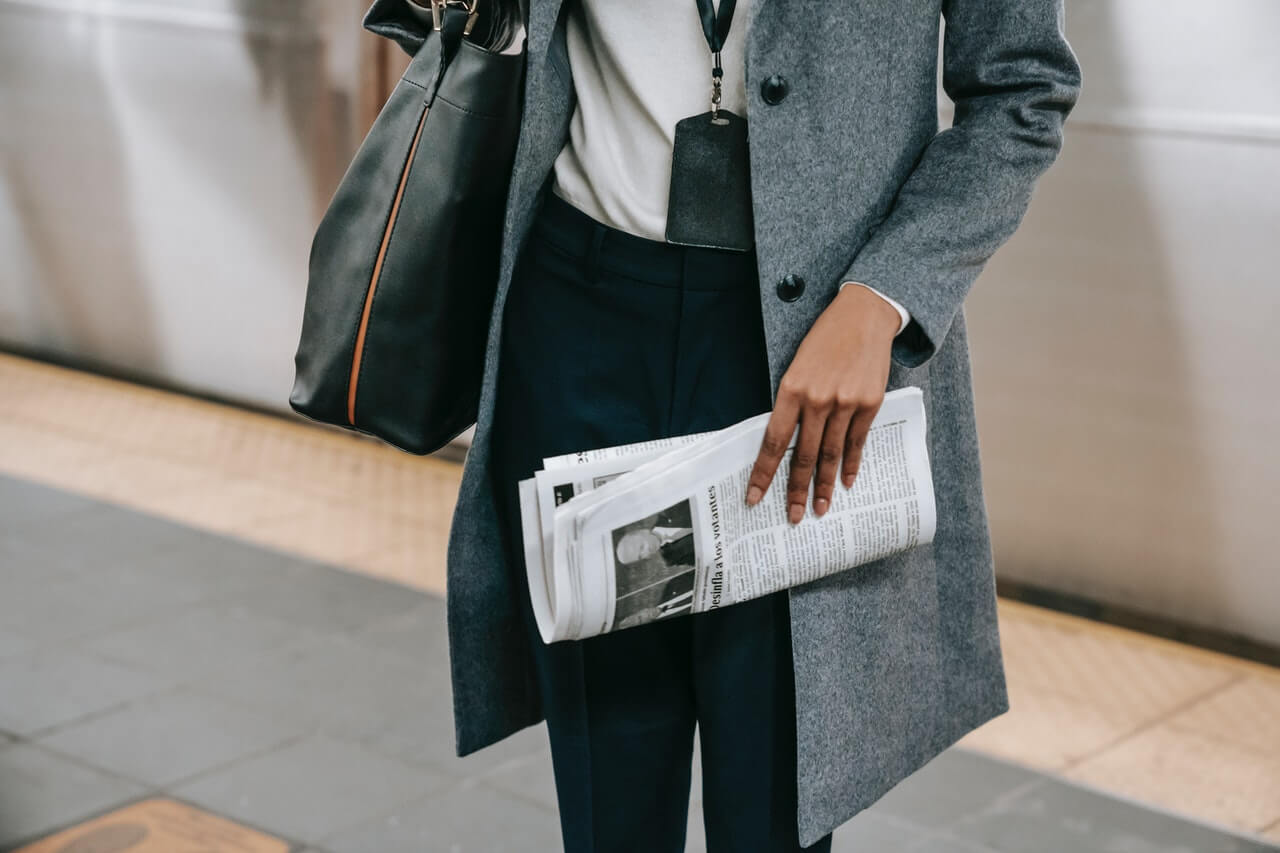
[839,0,1082,369]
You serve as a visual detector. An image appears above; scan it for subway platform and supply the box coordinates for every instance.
[1,351,1277,852]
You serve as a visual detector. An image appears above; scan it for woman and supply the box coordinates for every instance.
[368,0,1080,849]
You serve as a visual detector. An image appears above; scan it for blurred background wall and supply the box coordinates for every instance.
[0,0,401,407]
[960,0,1279,651]
[0,0,1276,646]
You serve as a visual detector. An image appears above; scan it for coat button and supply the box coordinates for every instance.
[760,74,789,105]
[776,274,805,302]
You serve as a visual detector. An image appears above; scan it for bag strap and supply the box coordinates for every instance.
[425,1,473,103]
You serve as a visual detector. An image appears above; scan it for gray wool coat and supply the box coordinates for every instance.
[367,0,1081,845]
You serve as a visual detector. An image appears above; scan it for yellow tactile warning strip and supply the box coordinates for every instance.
[0,352,458,591]
[2,351,1279,840]
[13,798,289,852]
[961,600,1280,835]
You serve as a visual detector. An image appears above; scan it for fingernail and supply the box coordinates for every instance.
[814,497,829,516]
[746,486,763,506]
[788,503,804,524]
[842,474,854,488]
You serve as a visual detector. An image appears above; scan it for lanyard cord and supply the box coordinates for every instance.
[695,0,737,53]
[694,0,738,118]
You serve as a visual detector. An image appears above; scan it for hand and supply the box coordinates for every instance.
[745,284,899,523]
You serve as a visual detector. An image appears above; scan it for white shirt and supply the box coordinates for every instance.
[547,0,911,335]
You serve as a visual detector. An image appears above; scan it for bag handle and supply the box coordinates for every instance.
[428,0,480,34]
[420,0,473,103]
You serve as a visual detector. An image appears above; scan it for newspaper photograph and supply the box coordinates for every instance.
[518,386,936,643]
[610,499,698,629]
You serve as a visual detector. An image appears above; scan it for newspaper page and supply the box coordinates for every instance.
[520,386,935,643]
[541,429,716,471]
[516,434,710,639]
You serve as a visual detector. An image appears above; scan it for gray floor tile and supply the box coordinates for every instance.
[869,748,1040,831]
[232,562,427,635]
[0,625,36,659]
[0,474,101,534]
[483,746,560,813]
[36,686,301,787]
[345,595,448,664]
[323,780,562,853]
[140,529,338,611]
[356,702,469,772]
[0,647,173,736]
[363,705,546,777]
[170,734,450,844]
[193,632,442,742]
[7,521,307,623]
[908,835,999,853]
[86,598,325,681]
[832,813,933,851]
[685,802,707,853]
[0,541,51,584]
[950,776,1278,853]
[13,503,200,574]
[0,539,85,605]
[0,741,148,848]
[1,562,226,646]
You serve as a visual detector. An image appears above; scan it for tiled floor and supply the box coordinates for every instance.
[1,351,1278,850]
[0,472,1276,852]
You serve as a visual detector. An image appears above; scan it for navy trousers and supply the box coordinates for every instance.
[489,187,834,853]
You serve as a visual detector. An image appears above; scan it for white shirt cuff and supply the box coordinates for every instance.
[839,281,910,336]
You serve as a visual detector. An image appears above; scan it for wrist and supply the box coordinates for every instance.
[836,281,902,336]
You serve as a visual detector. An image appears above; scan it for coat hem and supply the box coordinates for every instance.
[456,701,546,758]
[795,697,1011,848]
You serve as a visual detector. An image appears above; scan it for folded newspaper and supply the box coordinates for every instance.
[518,386,936,643]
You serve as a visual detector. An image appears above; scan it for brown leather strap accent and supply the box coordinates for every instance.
[348,104,431,425]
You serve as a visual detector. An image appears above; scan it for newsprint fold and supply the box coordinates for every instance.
[518,386,936,643]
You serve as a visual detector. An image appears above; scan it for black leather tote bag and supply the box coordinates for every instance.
[289,0,526,455]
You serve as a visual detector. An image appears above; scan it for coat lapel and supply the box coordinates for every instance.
[526,0,566,68]
[484,0,576,423]
[502,0,574,256]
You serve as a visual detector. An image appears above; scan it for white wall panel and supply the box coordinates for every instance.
[964,0,1280,645]
[0,0,359,407]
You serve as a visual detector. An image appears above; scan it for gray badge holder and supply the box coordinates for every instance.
[665,109,755,253]
[663,0,754,253]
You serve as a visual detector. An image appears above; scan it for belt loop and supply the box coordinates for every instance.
[585,223,607,282]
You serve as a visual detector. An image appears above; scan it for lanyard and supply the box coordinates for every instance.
[694,0,738,120]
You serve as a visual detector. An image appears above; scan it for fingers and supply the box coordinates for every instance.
[786,395,830,524]
[747,375,886,525]
[842,396,883,488]
[813,403,855,518]
[745,389,801,507]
